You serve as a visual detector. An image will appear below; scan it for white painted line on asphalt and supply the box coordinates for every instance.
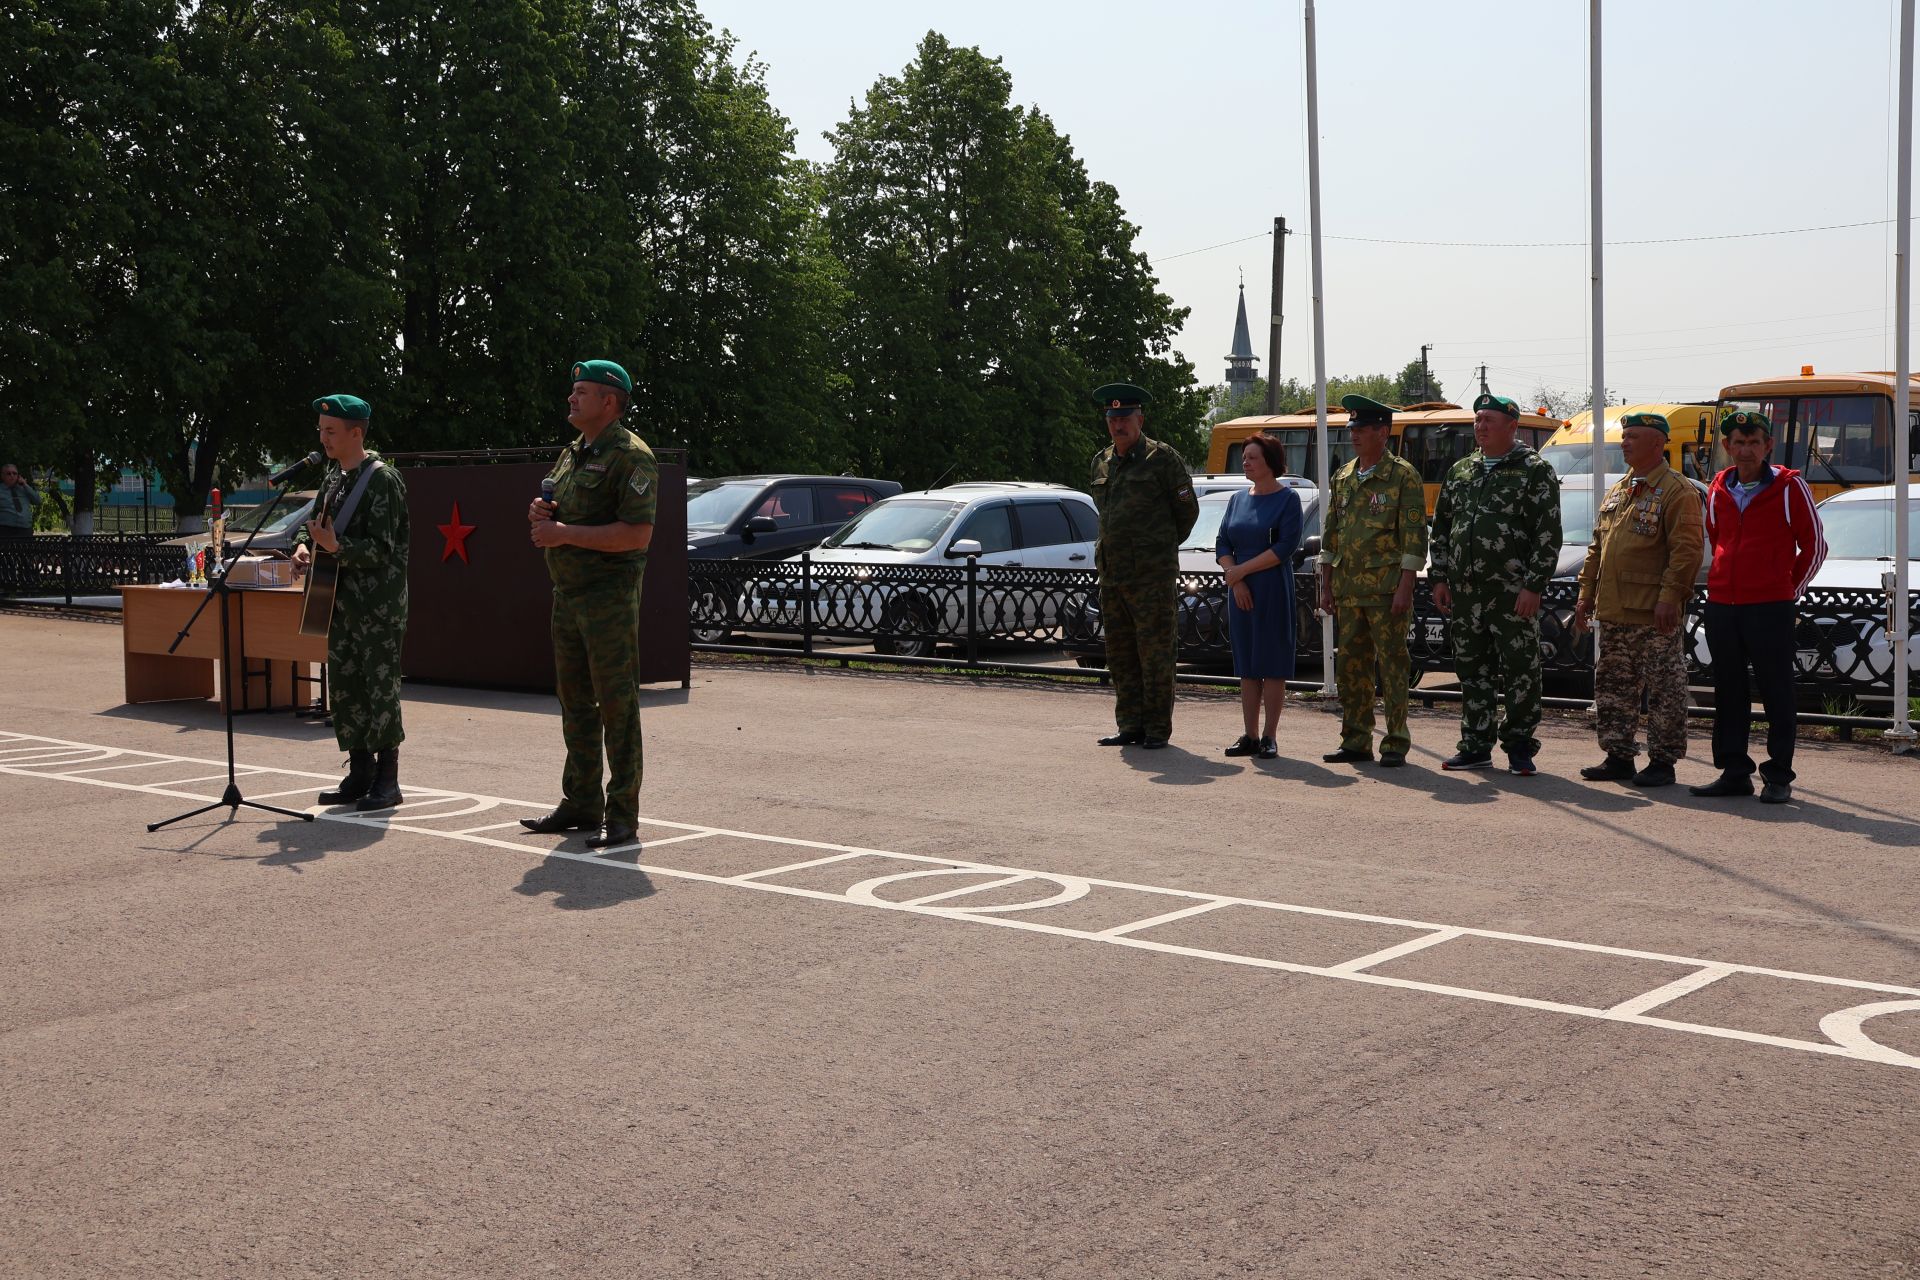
[1328,927,1466,975]
[730,851,866,881]
[6,728,1920,1072]
[1606,964,1737,1019]
[1097,900,1234,938]
[904,873,1032,907]
[449,820,539,836]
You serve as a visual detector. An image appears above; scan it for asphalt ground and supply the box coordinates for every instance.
[3,608,1920,1279]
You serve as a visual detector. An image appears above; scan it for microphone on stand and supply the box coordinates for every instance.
[269,451,322,486]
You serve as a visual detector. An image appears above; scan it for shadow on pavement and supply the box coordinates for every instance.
[1250,755,1359,789]
[251,812,390,871]
[513,855,656,910]
[1119,743,1239,785]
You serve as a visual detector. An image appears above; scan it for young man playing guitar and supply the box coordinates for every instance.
[291,394,411,810]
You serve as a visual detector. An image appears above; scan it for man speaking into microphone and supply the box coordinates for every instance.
[522,360,658,850]
[291,394,411,810]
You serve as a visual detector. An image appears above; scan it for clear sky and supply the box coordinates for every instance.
[696,0,1913,409]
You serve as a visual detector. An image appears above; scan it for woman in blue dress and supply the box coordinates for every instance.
[1214,434,1304,757]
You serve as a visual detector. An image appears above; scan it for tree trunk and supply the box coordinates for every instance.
[68,447,95,537]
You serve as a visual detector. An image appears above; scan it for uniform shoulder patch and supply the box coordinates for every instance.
[630,472,651,496]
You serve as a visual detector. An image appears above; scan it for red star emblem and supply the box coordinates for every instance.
[437,501,475,563]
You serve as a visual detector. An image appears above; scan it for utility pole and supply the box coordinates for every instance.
[1419,344,1432,401]
[1265,217,1288,414]
[1477,364,1489,396]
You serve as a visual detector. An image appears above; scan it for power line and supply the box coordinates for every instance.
[1151,216,1911,264]
[1430,304,1914,348]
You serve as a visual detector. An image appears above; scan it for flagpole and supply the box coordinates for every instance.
[1589,0,1606,692]
[1891,0,1915,752]
[1304,0,1335,694]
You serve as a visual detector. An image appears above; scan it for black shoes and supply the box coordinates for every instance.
[1689,773,1756,798]
[1141,736,1170,750]
[520,807,602,834]
[1580,754,1637,782]
[1225,735,1259,757]
[1631,761,1676,788]
[1760,781,1794,805]
[1378,752,1406,768]
[319,749,373,805]
[355,748,403,811]
[1257,737,1278,759]
[1441,751,1493,771]
[585,825,638,849]
[1323,747,1373,764]
[1507,753,1537,777]
[1098,730,1145,746]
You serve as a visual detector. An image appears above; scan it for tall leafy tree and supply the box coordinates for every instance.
[824,32,1200,490]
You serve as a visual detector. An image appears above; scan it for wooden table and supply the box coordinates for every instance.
[120,585,328,712]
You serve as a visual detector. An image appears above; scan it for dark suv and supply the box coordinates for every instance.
[686,475,904,561]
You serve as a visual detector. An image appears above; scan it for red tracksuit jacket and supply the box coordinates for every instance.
[1701,465,1827,605]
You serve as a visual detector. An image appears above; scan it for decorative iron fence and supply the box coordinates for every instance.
[689,554,1919,704]
[0,534,184,601]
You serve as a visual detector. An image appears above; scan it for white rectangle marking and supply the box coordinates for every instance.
[1098,899,1234,938]
[1606,964,1737,1019]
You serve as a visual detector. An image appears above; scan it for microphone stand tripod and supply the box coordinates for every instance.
[148,474,318,832]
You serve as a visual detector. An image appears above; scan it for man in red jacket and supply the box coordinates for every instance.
[1690,410,1827,804]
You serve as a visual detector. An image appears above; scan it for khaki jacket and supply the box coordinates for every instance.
[1319,452,1427,605]
[1576,463,1704,625]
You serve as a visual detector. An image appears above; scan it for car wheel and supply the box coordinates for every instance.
[690,587,732,644]
[874,596,936,658]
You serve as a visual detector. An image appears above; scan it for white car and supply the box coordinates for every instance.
[740,483,1099,657]
[1792,485,1920,692]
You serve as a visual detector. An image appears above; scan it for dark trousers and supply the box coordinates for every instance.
[1704,601,1798,783]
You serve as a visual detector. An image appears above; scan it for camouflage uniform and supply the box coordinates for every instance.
[1091,436,1199,738]
[1429,445,1561,757]
[295,454,410,752]
[1577,464,1703,765]
[1320,452,1428,755]
[543,423,659,831]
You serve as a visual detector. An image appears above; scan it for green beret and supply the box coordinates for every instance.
[572,359,632,394]
[1092,382,1151,414]
[1340,394,1394,426]
[1472,392,1520,418]
[1720,409,1772,436]
[312,394,371,422]
[1619,411,1670,437]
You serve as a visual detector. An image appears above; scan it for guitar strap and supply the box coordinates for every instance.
[329,460,384,539]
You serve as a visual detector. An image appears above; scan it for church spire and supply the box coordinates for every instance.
[1225,273,1259,391]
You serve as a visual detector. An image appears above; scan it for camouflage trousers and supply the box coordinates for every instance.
[1102,576,1178,737]
[552,579,643,829]
[1336,602,1412,755]
[1595,621,1689,764]
[1451,590,1543,757]
[327,614,406,752]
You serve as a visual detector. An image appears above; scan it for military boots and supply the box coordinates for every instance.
[356,747,403,812]
[319,749,374,805]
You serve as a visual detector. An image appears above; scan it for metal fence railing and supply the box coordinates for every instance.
[688,555,1920,710]
[0,534,184,603]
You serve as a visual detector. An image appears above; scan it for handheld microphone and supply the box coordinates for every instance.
[269,451,322,486]
[540,478,555,506]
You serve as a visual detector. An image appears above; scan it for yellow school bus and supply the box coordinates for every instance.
[1716,369,1920,502]
[1206,401,1559,514]
[1541,403,1719,482]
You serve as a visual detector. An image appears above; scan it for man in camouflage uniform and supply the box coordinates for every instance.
[293,394,411,811]
[1574,411,1704,788]
[1089,382,1199,749]
[1317,395,1428,767]
[522,360,658,849]
[1428,392,1561,775]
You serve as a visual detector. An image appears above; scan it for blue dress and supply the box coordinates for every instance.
[1215,487,1304,679]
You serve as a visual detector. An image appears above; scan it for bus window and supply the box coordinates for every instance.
[1414,425,1477,484]
[1792,395,1891,484]
[1224,442,1246,473]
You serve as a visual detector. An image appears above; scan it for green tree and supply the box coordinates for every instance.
[1396,357,1445,404]
[824,32,1200,490]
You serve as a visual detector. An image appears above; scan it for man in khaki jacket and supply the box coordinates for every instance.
[1573,411,1705,787]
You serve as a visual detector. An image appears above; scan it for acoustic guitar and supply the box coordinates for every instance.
[297,545,338,638]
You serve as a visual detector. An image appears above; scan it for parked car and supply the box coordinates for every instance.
[737,483,1099,657]
[160,491,317,556]
[688,474,902,642]
[1062,478,1323,671]
[1781,485,1920,694]
[687,474,902,560]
